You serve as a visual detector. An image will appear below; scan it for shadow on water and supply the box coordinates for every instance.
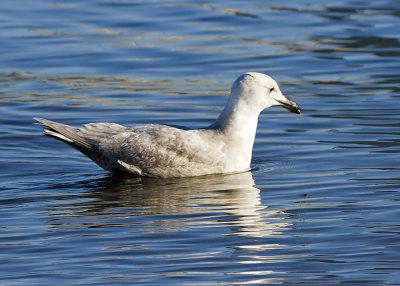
[48,171,289,238]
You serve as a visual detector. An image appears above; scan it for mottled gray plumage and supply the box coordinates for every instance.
[35,118,228,177]
[35,72,300,178]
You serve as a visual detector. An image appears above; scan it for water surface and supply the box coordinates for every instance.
[1,0,400,285]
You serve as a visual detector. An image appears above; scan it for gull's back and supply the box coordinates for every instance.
[35,118,228,177]
[100,124,228,177]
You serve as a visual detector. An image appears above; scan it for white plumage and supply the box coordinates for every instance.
[35,72,301,178]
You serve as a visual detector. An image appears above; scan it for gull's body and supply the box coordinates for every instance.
[35,72,301,178]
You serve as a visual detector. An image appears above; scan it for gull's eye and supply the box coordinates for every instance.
[268,87,275,93]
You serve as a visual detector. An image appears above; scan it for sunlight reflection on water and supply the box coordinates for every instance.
[1,0,400,285]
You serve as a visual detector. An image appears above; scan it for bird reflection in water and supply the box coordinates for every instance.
[49,171,289,239]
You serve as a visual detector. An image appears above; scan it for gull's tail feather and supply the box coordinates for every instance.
[34,118,92,149]
[34,117,130,174]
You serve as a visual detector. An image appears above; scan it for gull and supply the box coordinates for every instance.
[35,72,301,178]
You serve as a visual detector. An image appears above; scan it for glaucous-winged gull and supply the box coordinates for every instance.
[35,72,301,178]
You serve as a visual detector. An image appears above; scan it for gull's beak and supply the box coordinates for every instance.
[276,97,301,114]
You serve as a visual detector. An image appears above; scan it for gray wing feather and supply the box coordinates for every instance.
[35,118,92,148]
[34,118,137,174]
[99,125,227,177]
[35,118,227,177]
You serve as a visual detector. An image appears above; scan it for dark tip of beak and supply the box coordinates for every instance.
[276,98,301,114]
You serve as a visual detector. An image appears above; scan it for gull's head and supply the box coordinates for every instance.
[231,72,301,114]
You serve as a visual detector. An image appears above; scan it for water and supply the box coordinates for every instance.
[1,0,400,285]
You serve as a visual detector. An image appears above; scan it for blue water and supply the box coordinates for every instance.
[1,1,400,285]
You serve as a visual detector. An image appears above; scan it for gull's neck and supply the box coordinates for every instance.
[209,91,263,169]
[210,99,261,135]
[210,88,263,134]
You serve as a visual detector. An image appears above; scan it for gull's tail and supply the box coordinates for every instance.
[34,118,93,149]
[34,117,129,173]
